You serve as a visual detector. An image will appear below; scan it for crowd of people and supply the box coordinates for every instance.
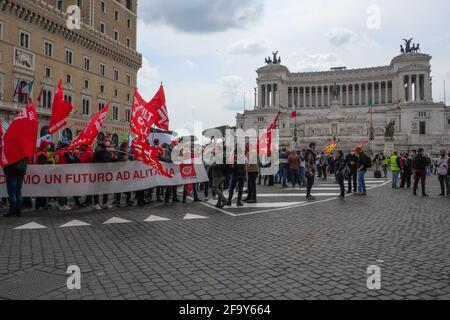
[2,137,449,218]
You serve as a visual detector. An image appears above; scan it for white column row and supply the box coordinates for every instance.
[402,74,427,102]
[288,81,393,108]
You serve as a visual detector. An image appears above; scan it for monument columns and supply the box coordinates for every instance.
[359,84,362,106]
[303,87,307,108]
[371,82,375,105]
[378,82,382,104]
[385,82,389,104]
[408,76,412,102]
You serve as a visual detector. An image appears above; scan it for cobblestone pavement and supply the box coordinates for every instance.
[0,175,449,300]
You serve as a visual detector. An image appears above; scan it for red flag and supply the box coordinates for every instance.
[292,105,297,119]
[148,85,169,131]
[258,112,281,157]
[69,103,109,150]
[48,81,73,134]
[37,85,44,105]
[0,100,38,167]
[130,89,155,138]
[131,137,174,178]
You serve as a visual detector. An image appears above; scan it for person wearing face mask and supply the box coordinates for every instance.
[436,149,449,197]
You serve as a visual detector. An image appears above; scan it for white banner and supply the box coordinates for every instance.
[0,162,208,197]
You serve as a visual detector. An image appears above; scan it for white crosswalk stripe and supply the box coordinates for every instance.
[218,179,389,211]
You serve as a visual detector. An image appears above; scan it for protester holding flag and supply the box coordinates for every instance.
[33,140,51,210]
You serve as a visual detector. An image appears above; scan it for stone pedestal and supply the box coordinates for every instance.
[384,137,395,155]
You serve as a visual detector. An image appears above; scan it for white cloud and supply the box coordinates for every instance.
[218,75,245,110]
[227,39,268,55]
[137,57,161,101]
[185,59,197,69]
[139,0,264,34]
[326,28,378,49]
[293,53,345,72]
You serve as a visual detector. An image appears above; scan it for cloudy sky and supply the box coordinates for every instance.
[136,0,450,137]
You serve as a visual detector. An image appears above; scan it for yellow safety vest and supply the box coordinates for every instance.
[381,155,389,166]
[390,155,400,171]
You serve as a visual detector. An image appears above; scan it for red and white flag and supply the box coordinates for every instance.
[258,112,281,157]
[0,100,38,167]
[131,137,173,178]
[148,85,169,132]
[48,80,73,134]
[68,103,109,150]
[130,89,155,138]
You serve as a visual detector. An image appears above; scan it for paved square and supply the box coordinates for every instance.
[0,176,449,300]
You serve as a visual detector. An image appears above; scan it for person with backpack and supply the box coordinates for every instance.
[3,157,28,218]
[355,147,370,196]
[335,150,348,200]
[390,151,401,190]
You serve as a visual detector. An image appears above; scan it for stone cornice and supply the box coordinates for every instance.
[0,0,142,70]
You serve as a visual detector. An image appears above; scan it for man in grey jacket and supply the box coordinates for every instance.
[436,150,449,197]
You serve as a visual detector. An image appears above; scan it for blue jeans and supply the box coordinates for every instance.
[357,171,367,193]
[290,169,301,188]
[392,171,400,189]
[280,165,288,186]
[6,175,25,213]
[299,167,306,186]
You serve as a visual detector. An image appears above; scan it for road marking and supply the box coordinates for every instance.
[14,222,47,230]
[255,193,340,197]
[144,215,171,222]
[200,180,392,217]
[225,202,307,209]
[184,213,209,220]
[103,217,133,224]
[60,220,91,228]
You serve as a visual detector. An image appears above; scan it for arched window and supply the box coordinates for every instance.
[40,126,49,138]
[112,134,119,147]
[97,132,105,143]
[62,128,73,142]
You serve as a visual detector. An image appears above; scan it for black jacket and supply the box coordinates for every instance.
[345,154,358,171]
[413,155,428,171]
[94,145,114,164]
[232,163,247,178]
[3,158,28,177]
[210,163,226,179]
